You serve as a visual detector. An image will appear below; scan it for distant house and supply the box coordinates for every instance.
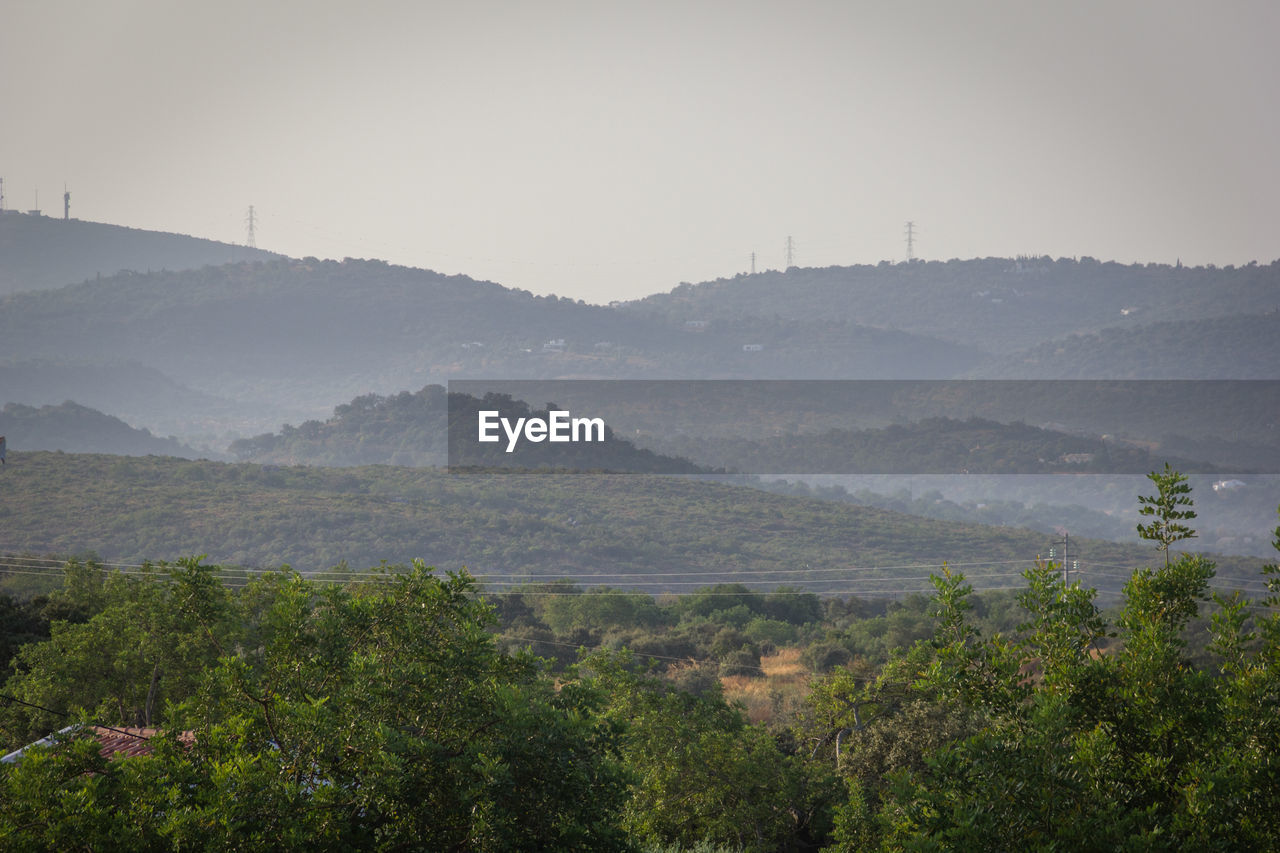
[1058,453,1095,466]
[1213,479,1247,493]
[1039,422,1094,439]
[684,320,709,331]
[742,344,764,352]
[542,338,566,352]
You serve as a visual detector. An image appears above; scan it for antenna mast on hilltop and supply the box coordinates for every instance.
[63,186,70,221]
[750,251,756,275]
[785,235,796,268]
[0,177,5,211]
[245,205,257,248]
[904,221,917,262]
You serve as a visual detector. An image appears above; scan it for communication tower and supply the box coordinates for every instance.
[245,205,257,248]
[904,221,916,262]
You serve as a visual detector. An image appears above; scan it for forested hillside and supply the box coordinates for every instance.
[233,380,1280,470]
[970,311,1280,378]
[219,385,1280,558]
[0,360,271,444]
[227,380,1276,480]
[240,390,1229,474]
[0,211,276,295]
[229,386,706,473]
[0,451,1268,599]
[643,416,1245,475]
[0,402,200,458]
[3,243,1275,452]
[0,258,982,426]
[230,385,449,466]
[631,257,1280,354]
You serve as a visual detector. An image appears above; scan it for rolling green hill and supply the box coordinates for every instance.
[221,382,1280,559]
[0,452,1266,599]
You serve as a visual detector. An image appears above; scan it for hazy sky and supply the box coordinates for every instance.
[3,0,1277,302]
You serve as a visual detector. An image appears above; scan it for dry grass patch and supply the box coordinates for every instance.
[721,647,813,725]
[760,646,807,678]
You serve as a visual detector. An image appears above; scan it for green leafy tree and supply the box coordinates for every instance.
[0,593,49,678]
[575,650,834,852]
[0,732,171,850]
[0,562,633,851]
[1137,463,1198,565]
[1016,557,1107,694]
[821,481,1280,850]
[0,557,232,748]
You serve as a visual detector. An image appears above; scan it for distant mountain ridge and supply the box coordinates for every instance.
[0,210,277,294]
[230,385,707,473]
[631,257,1280,355]
[0,360,276,441]
[0,401,200,458]
[230,386,449,467]
[968,311,1280,379]
[1,216,1274,450]
[0,257,983,422]
[640,416,1251,475]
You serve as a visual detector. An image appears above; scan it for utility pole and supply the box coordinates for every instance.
[0,177,5,211]
[785,235,795,268]
[1063,530,1068,585]
[1050,530,1070,585]
[245,205,257,248]
[904,221,916,263]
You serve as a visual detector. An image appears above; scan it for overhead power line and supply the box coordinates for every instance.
[2,551,1274,601]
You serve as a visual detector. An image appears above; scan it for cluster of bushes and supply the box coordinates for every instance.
[489,577,1030,686]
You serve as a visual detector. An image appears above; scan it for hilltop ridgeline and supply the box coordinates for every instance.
[0,210,277,295]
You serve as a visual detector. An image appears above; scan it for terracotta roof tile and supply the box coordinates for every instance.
[2,725,196,765]
[91,726,195,760]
